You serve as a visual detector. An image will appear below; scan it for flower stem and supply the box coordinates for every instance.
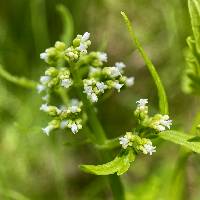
[70,62,125,200]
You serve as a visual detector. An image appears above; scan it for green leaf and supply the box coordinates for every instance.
[159,130,200,153]
[188,0,200,54]
[121,11,168,115]
[0,65,37,89]
[56,4,74,45]
[80,149,135,176]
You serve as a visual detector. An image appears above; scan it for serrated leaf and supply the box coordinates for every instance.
[80,149,135,176]
[159,130,200,153]
[188,0,200,53]
[121,11,168,115]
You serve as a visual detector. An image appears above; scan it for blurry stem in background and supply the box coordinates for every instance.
[121,11,169,115]
[168,149,190,200]
[167,107,200,200]
[0,64,37,89]
[69,62,125,200]
[56,4,74,46]
[30,0,50,54]
[0,188,30,200]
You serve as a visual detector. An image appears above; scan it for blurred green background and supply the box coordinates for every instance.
[0,0,199,199]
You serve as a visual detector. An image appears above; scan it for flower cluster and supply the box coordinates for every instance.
[119,99,172,155]
[40,41,66,66]
[135,98,172,132]
[38,31,135,135]
[83,60,134,102]
[40,32,91,65]
[37,67,73,97]
[119,132,156,155]
[40,99,83,135]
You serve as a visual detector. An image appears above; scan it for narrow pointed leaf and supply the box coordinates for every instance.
[188,0,200,53]
[121,11,168,115]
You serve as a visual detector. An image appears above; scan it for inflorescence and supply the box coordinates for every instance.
[38,32,135,135]
[119,99,172,155]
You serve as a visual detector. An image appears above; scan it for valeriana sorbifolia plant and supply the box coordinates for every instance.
[1,4,200,199]
[38,32,134,135]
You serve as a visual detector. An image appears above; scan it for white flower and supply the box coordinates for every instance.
[159,115,172,129]
[61,79,72,88]
[126,77,135,87]
[59,105,67,112]
[42,94,49,101]
[40,103,49,112]
[110,67,121,78]
[96,82,107,93]
[42,125,54,136]
[114,82,124,92]
[84,85,93,95]
[71,123,78,134]
[119,136,130,149]
[155,124,166,131]
[77,43,87,52]
[136,99,148,107]
[97,52,107,62]
[70,99,80,106]
[40,75,50,84]
[115,62,126,71]
[143,143,156,155]
[40,52,47,60]
[60,120,68,129]
[67,51,75,58]
[70,106,78,113]
[56,108,61,115]
[37,84,46,93]
[89,66,100,74]
[90,93,98,102]
[81,32,90,42]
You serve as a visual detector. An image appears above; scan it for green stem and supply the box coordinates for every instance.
[70,63,125,200]
[0,64,37,89]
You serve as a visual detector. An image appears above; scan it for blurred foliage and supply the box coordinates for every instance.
[0,0,199,199]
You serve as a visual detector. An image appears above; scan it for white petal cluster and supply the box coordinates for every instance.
[42,125,54,136]
[40,99,83,135]
[142,142,156,155]
[126,77,135,87]
[134,98,172,133]
[119,136,130,149]
[76,32,91,54]
[153,115,172,132]
[40,41,66,65]
[84,60,134,102]
[97,52,107,62]
[119,132,156,156]
[115,62,126,71]
[37,67,73,101]
[136,99,148,108]
[65,32,91,61]
[39,31,136,137]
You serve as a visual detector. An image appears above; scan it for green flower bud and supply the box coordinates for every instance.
[45,67,58,77]
[55,41,66,50]
[73,38,81,47]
